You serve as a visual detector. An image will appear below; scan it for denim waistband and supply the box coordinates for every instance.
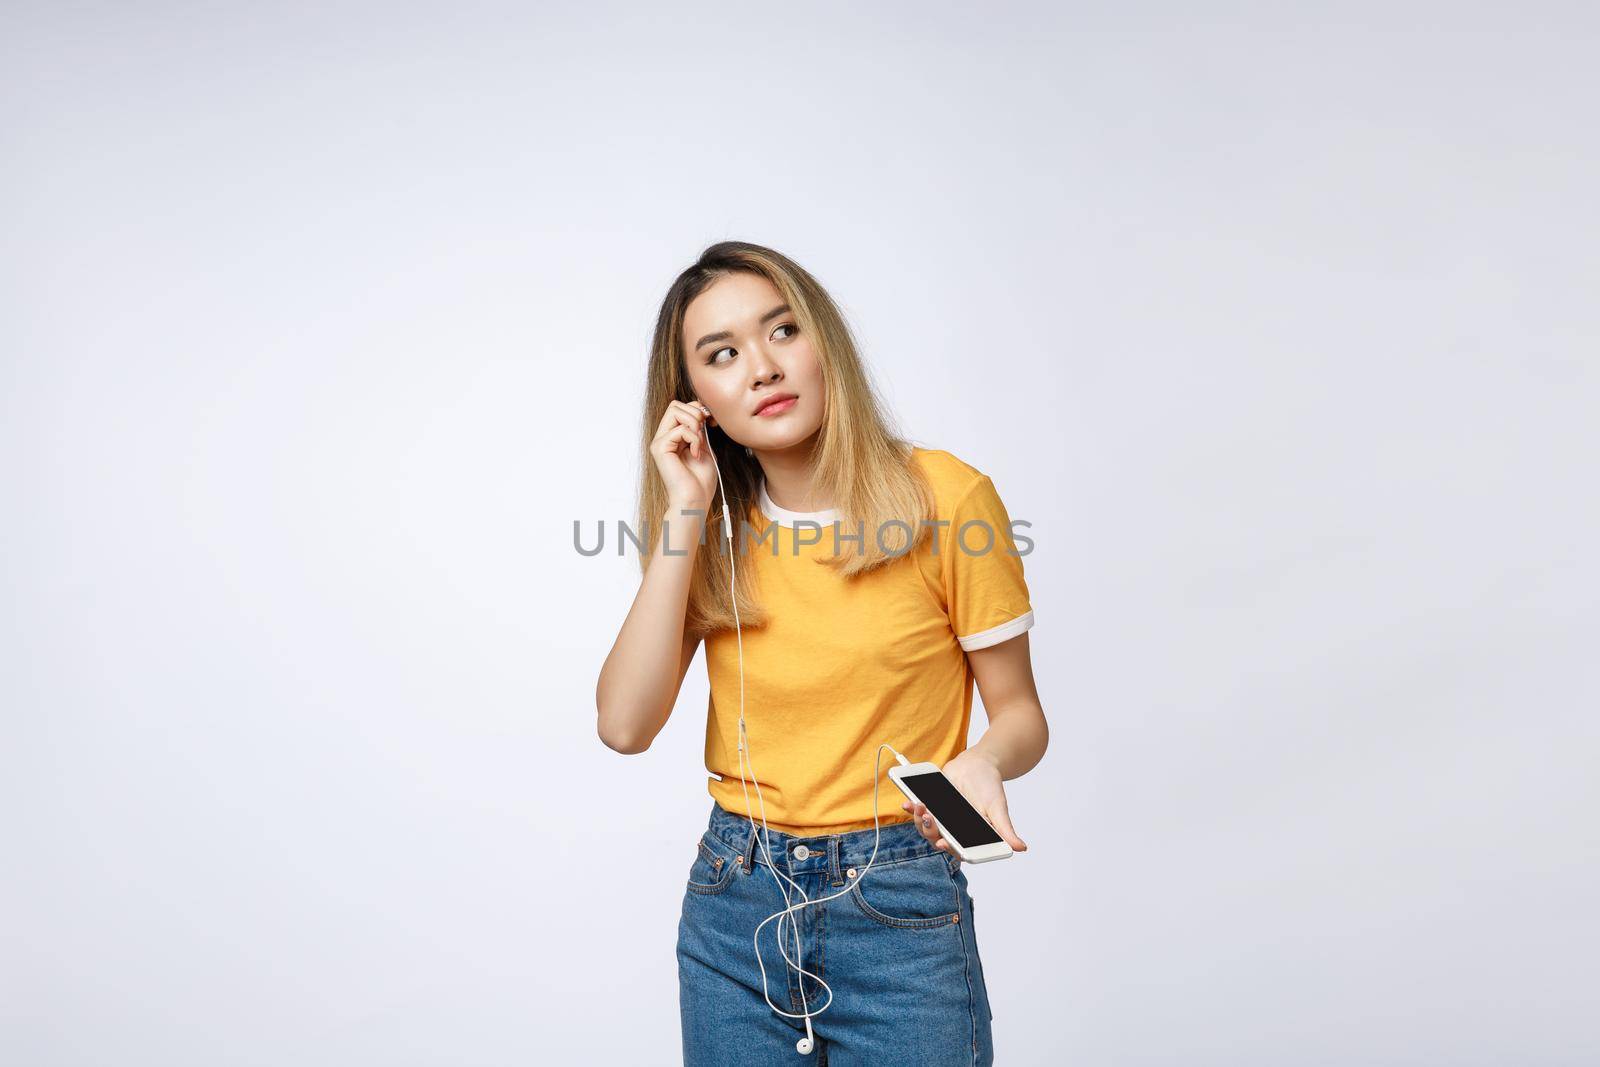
[702,800,949,878]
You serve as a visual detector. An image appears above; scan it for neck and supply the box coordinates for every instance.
[753,434,831,513]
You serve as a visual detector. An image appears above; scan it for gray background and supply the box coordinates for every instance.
[5,3,1596,1064]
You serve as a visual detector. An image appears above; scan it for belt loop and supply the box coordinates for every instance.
[741,823,758,873]
[828,835,844,887]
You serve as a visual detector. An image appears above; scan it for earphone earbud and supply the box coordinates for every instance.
[796,1037,814,1055]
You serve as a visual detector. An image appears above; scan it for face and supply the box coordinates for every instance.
[681,272,825,455]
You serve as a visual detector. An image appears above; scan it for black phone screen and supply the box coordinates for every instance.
[901,771,1004,846]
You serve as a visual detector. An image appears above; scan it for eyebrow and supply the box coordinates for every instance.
[693,304,792,351]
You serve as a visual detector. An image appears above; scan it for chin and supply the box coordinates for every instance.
[759,427,823,453]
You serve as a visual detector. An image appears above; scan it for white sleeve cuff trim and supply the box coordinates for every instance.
[957,609,1035,651]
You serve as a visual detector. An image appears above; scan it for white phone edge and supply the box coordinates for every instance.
[888,761,1013,864]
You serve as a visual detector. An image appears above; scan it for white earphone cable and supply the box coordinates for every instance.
[696,410,907,1056]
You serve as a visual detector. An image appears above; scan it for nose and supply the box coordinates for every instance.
[747,347,782,389]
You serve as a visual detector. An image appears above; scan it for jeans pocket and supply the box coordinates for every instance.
[685,836,736,895]
[850,851,961,928]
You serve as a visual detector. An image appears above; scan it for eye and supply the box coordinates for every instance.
[705,324,797,366]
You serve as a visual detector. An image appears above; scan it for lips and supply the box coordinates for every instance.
[753,393,798,417]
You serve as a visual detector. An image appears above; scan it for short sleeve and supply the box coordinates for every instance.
[944,474,1035,651]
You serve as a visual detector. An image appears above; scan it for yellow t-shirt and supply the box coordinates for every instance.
[701,447,1035,835]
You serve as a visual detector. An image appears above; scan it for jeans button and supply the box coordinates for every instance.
[793,845,811,860]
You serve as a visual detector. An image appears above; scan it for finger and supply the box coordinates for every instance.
[670,400,713,434]
[988,802,1028,852]
[904,801,928,837]
[656,402,698,435]
[665,406,708,457]
[670,401,708,429]
[913,802,946,850]
[651,424,688,454]
[682,409,716,460]
[661,403,710,448]
[654,425,699,463]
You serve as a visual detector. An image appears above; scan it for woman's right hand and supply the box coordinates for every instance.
[650,399,720,513]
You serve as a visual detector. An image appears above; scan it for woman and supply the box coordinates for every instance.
[595,241,1048,1066]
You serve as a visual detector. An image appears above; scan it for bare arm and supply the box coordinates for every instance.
[595,397,724,754]
[965,630,1049,779]
[594,505,708,754]
[904,630,1047,854]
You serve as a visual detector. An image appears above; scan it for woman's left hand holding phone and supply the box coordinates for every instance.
[902,751,1028,854]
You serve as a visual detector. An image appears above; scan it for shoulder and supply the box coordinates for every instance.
[909,447,991,518]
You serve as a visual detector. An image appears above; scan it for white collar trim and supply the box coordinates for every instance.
[757,478,839,527]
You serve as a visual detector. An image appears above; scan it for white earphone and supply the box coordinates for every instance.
[695,405,909,1057]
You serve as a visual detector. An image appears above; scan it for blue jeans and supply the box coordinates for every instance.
[677,801,995,1066]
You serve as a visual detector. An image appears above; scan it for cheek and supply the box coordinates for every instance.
[690,373,737,407]
[792,344,825,388]
[797,352,827,428]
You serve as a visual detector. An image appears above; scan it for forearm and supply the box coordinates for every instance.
[595,506,707,752]
[967,700,1048,781]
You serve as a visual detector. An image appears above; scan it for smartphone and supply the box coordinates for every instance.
[888,762,1013,864]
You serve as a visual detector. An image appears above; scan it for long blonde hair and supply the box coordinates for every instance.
[636,241,933,640]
